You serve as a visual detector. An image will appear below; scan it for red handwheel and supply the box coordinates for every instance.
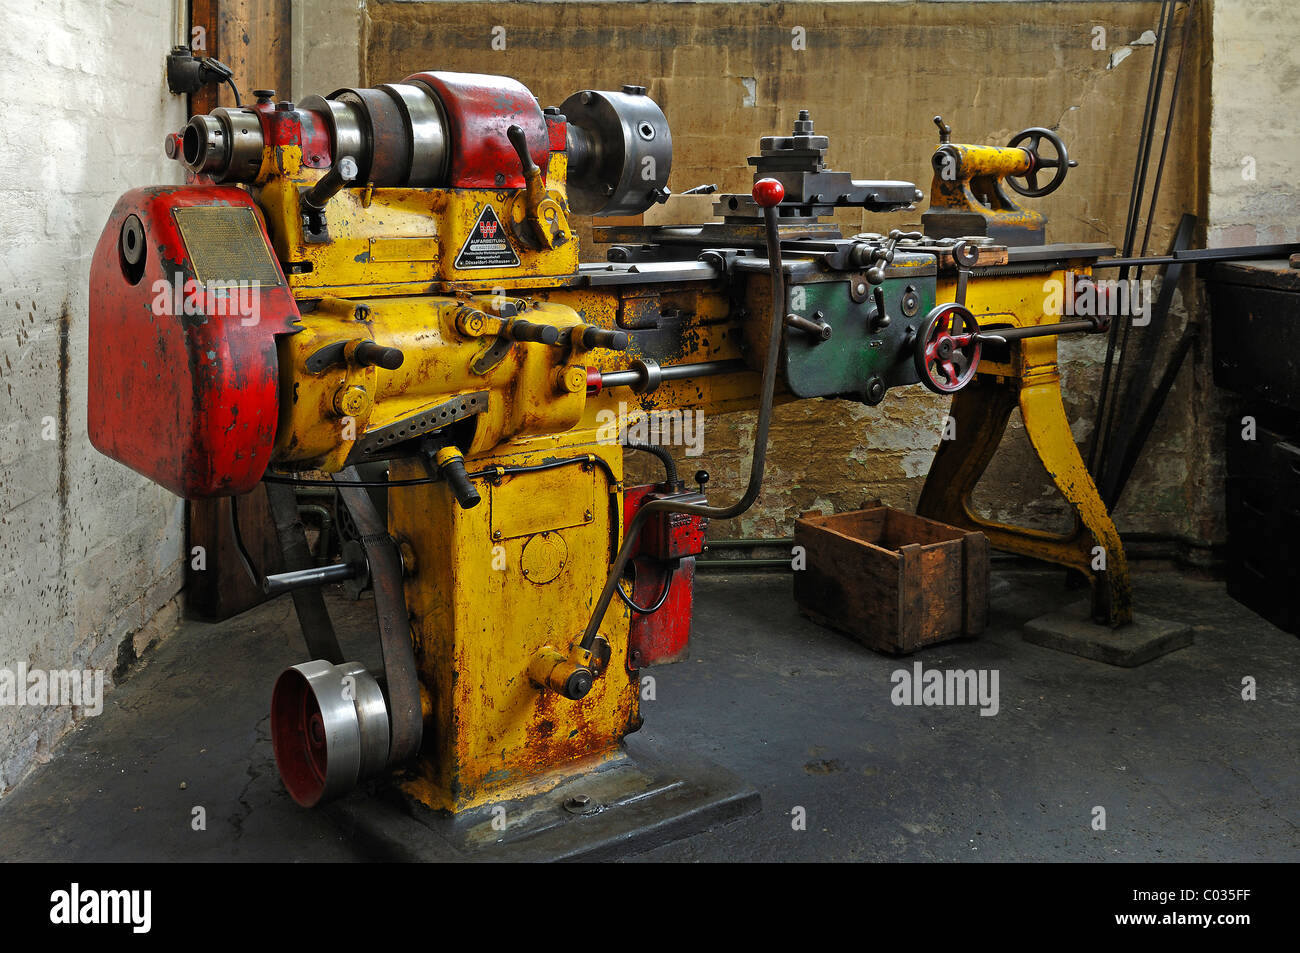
[915,302,982,394]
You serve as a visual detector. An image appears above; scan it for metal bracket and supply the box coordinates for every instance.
[345,390,488,463]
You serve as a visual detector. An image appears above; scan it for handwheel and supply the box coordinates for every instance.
[1006,127,1073,198]
[915,302,982,394]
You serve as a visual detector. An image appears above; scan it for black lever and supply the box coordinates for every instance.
[506,125,538,177]
[352,340,405,370]
[870,286,889,332]
[302,156,358,211]
[507,319,560,345]
[423,441,481,509]
[579,326,630,351]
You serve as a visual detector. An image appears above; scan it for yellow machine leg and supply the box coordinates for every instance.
[918,349,1133,627]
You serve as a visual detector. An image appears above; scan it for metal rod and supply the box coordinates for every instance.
[1093,0,1175,475]
[977,320,1101,343]
[1092,242,1300,269]
[1136,0,1197,274]
[262,561,358,597]
[706,537,795,549]
[600,359,748,391]
[1100,3,1198,496]
[698,559,792,570]
[1122,0,1176,261]
[579,197,789,651]
[1099,212,1197,508]
[1109,323,1200,506]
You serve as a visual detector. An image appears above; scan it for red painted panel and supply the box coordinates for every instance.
[623,483,702,668]
[405,71,548,189]
[262,105,333,169]
[87,186,301,499]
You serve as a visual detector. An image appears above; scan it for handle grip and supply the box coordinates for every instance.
[507,124,538,177]
[352,340,405,370]
[302,155,358,211]
[580,326,630,351]
[434,447,481,509]
[508,319,560,345]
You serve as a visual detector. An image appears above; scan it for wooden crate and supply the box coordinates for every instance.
[793,503,988,655]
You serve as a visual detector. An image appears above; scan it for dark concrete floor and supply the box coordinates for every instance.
[0,566,1296,862]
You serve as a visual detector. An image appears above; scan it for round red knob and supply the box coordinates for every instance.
[752,178,785,208]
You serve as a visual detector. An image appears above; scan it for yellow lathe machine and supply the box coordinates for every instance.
[87,70,1124,850]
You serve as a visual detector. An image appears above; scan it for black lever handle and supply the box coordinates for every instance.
[302,155,358,211]
[506,125,538,177]
[508,319,560,345]
[352,340,405,370]
[580,326,630,351]
[426,444,481,509]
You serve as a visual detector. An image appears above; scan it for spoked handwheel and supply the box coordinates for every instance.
[1006,126,1074,198]
[915,302,982,394]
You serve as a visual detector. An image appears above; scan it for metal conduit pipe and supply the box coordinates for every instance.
[580,179,790,651]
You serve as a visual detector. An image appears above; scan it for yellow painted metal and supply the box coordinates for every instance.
[387,434,635,813]
[272,293,589,471]
[921,266,1133,625]
[928,143,1045,235]
[255,149,579,300]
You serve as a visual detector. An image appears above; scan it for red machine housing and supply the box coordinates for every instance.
[404,71,549,189]
[623,482,708,670]
[87,186,301,499]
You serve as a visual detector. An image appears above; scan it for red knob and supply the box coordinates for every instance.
[752,178,785,208]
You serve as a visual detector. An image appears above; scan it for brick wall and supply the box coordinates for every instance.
[0,0,188,792]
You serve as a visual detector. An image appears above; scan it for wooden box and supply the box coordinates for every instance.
[793,503,989,655]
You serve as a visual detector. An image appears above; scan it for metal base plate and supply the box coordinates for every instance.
[326,734,761,861]
[1023,599,1193,667]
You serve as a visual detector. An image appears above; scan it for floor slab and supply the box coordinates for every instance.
[0,567,1296,862]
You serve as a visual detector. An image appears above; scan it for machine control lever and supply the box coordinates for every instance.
[302,156,359,211]
[351,340,405,370]
[426,443,482,509]
[507,124,570,249]
[870,286,889,332]
[576,325,630,351]
[507,124,539,178]
[507,319,561,345]
[785,312,832,341]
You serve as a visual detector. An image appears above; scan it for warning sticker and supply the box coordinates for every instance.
[454,205,520,269]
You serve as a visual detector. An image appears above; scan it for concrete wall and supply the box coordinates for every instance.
[1209,0,1300,247]
[291,0,365,99]
[0,1,188,792]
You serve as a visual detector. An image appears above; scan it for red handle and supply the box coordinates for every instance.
[752,178,784,208]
